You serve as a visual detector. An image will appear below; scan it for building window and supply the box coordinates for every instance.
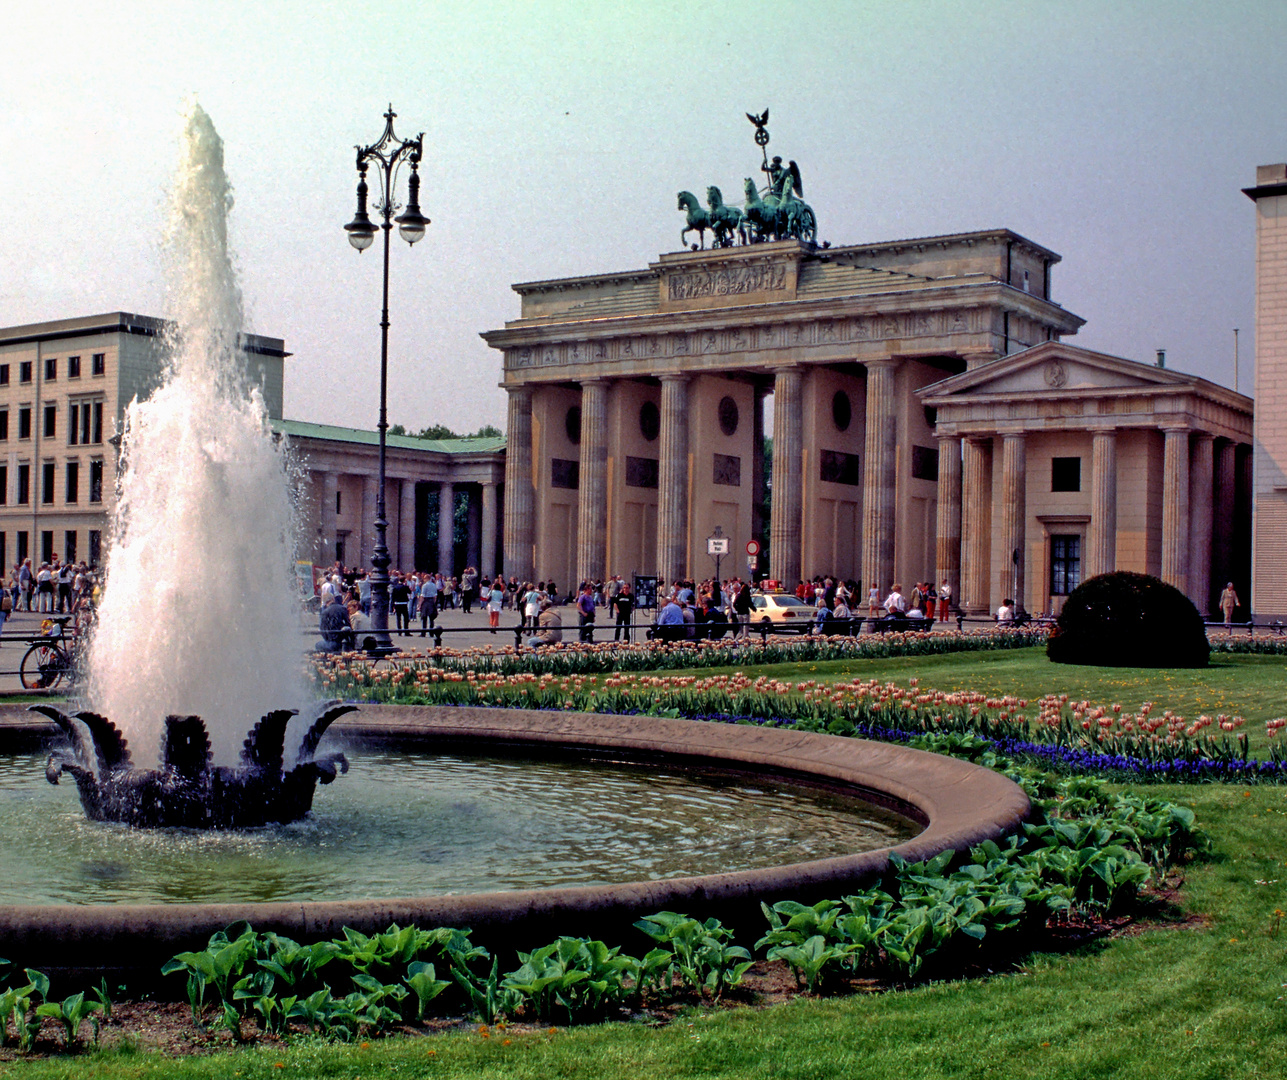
[17,464,29,505]
[0,365,9,386]
[335,490,342,514]
[41,462,55,504]
[43,404,56,439]
[88,529,101,567]
[911,445,940,482]
[44,357,56,381]
[1052,457,1081,492]
[40,531,53,564]
[18,407,30,440]
[93,401,103,444]
[65,461,79,504]
[19,362,32,384]
[0,534,5,576]
[17,531,27,564]
[89,460,103,503]
[68,355,81,379]
[0,465,7,505]
[1050,535,1082,596]
[64,530,76,564]
[0,411,7,441]
[91,353,105,376]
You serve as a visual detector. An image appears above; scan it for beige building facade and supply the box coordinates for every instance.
[0,313,504,581]
[0,312,285,571]
[920,343,1251,616]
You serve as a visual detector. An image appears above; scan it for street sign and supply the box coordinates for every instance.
[745,539,761,556]
[747,555,758,570]
[708,536,730,556]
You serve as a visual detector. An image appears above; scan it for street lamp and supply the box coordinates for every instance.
[344,105,429,650]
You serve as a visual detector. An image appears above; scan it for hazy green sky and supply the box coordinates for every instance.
[2,0,1284,431]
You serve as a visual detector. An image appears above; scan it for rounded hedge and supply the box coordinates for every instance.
[1047,571,1209,668]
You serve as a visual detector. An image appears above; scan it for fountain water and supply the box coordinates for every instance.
[42,102,347,826]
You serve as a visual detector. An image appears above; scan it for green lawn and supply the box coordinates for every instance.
[10,651,1287,1077]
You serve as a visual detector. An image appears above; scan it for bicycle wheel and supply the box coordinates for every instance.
[20,643,66,690]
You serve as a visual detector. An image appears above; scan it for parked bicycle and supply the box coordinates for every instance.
[20,617,80,690]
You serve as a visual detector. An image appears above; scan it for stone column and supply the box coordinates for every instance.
[1087,429,1118,579]
[961,436,992,614]
[575,379,609,585]
[318,470,338,568]
[860,359,898,600]
[360,473,379,569]
[398,479,417,572]
[502,387,534,581]
[657,375,690,587]
[770,367,803,586]
[1212,439,1237,596]
[1189,433,1215,614]
[438,482,455,576]
[1161,425,1191,592]
[999,433,1027,611]
[934,435,962,613]
[481,482,498,582]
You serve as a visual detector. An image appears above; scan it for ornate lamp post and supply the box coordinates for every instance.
[344,105,429,650]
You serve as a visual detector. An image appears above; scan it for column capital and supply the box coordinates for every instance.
[505,384,533,402]
[1160,421,1192,434]
[1193,430,1216,443]
[659,372,691,385]
[861,357,900,372]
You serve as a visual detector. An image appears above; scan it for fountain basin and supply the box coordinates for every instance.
[0,704,1029,989]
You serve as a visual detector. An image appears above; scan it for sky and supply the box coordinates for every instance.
[2,1,1285,434]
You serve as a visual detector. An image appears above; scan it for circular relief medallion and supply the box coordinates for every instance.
[639,401,660,442]
[1043,360,1068,388]
[566,406,582,445]
[718,396,739,437]
[832,390,852,432]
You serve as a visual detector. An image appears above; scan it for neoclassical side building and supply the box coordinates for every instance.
[483,232,1252,615]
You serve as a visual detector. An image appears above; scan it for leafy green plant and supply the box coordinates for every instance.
[404,961,451,1020]
[35,991,102,1048]
[160,921,259,1031]
[502,937,638,1023]
[634,911,753,1000]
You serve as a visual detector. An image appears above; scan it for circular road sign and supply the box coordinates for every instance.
[746,540,761,556]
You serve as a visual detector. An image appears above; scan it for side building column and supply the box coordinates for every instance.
[575,379,609,585]
[769,367,803,586]
[1189,433,1215,614]
[502,387,534,582]
[481,482,498,582]
[318,470,338,568]
[1161,425,1191,593]
[361,473,379,570]
[1087,429,1118,579]
[438,481,455,576]
[999,433,1027,612]
[860,358,898,600]
[657,374,690,587]
[961,436,992,614]
[398,479,417,572]
[934,435,962,612]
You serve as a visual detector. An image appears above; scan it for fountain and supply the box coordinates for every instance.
[38,102,337,829]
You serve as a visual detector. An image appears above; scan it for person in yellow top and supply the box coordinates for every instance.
[1219,582,1240,627]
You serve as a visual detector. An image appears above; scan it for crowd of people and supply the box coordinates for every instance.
[309,564,969,653]
[0,557,99,638]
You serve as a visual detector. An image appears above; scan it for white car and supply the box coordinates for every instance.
[750,592,815,632]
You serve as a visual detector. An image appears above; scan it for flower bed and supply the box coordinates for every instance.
[310,659,1287,781]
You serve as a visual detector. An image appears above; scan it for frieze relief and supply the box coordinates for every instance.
[504,308,982,369]
[666,263,788,302]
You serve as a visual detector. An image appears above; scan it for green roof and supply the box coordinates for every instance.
[272,418,506,454]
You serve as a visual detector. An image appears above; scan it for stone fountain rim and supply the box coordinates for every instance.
[0,703,1030,985]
